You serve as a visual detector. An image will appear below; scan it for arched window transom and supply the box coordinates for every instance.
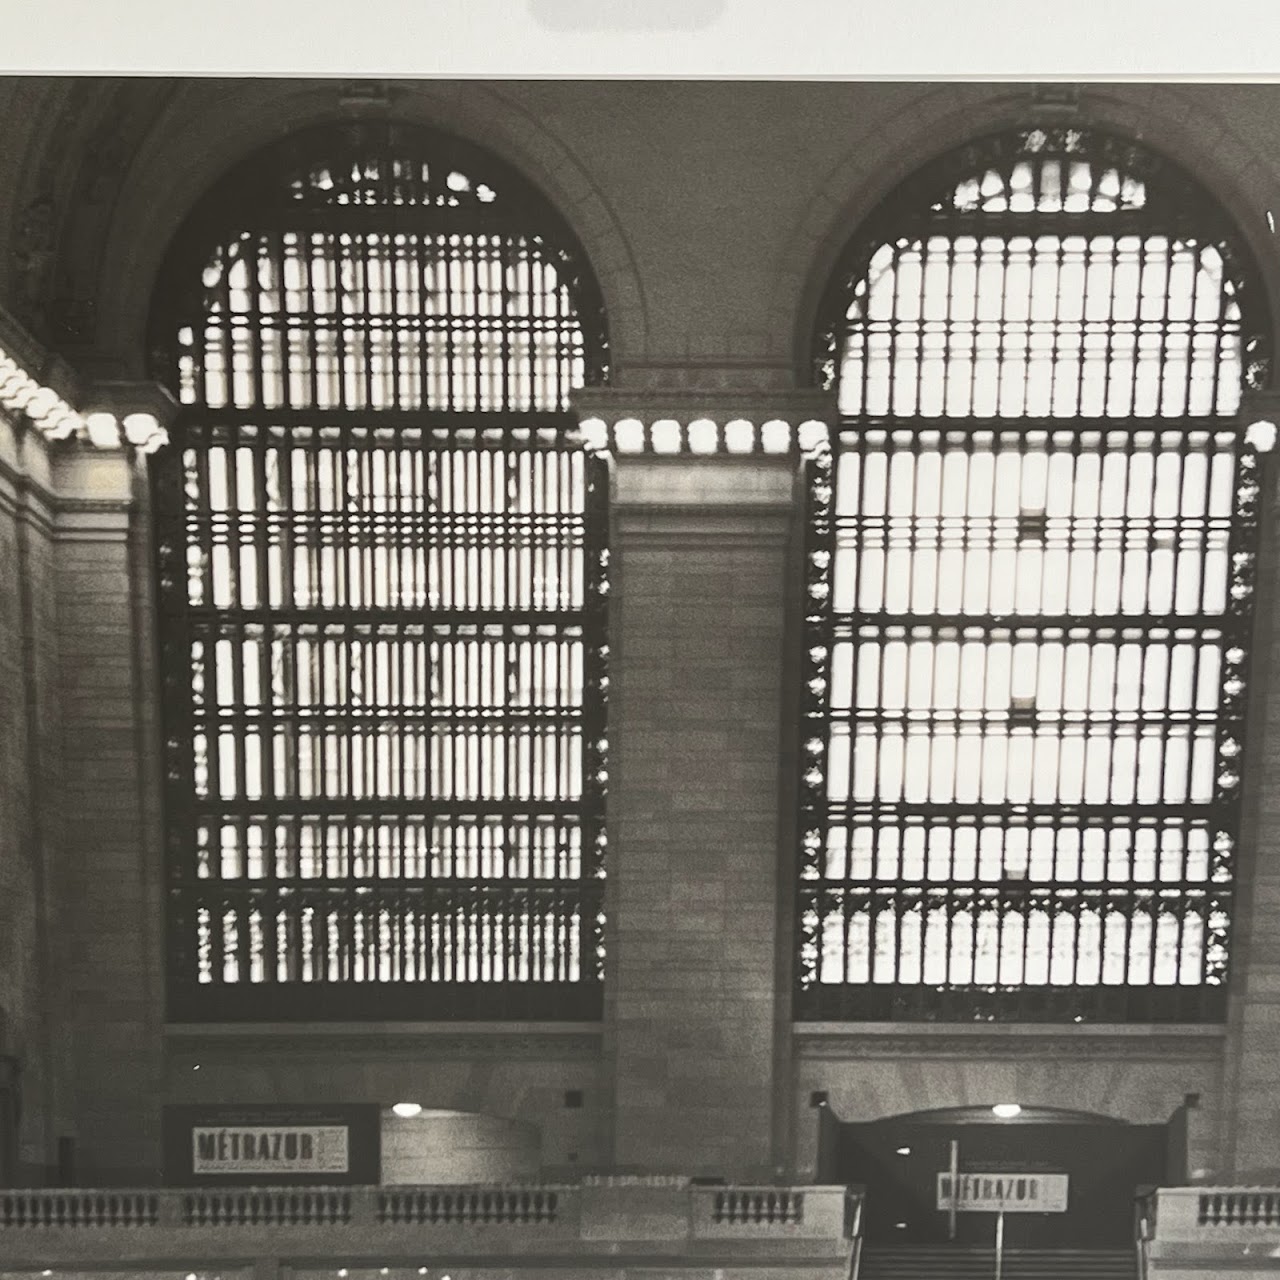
[818,126,1268,422]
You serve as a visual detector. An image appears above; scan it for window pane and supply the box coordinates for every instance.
[801,127,1265,1023]
[155,123,609,1021]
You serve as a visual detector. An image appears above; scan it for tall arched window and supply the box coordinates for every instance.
[150,121,610,1021]
[798,126,1272,1023]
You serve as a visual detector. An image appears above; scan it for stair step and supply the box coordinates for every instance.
[858,1247,1135,1280]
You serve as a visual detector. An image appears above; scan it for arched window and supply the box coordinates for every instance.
[150,120,610,1021]
[798,126,1272,1023]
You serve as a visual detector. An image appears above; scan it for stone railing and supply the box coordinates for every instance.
[378,1186,564,1225]
[1192,1188,1280,1228]
[1139,1185,1280,1276]
[0,1182,860,1273]
[0,1191,163,1228]
[707,1187,805,1225]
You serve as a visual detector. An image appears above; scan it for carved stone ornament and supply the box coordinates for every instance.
[11,195,56,329]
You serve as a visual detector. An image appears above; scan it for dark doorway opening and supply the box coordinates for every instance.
[838,1107,1168,1248]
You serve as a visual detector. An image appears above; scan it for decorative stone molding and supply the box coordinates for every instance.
[794,1027,1225,1061]
[11,80,175,349]
[80,379,177,453]
[164,1024,605,1062]
[0,346,82,441]
[335,79,403,112]
[1238,393,1280,522]
[11,193,57,332]
[0,310,176,452]
[83,80,645,373]
[776,83,1280,376]
[1241,391,1280,454]
[572,385,836,456]
[1028,84,1083,116]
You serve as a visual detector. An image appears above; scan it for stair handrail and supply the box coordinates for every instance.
[844,1184,864,1280]
[1134,1186,1157,1280]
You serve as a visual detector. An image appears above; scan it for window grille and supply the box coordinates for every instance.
[798,127,1271,1022]
[150,121,609,1021]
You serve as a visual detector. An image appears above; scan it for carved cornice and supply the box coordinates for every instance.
[574,387,833,417]
[572,381,835,456]
[81,379,178,451]
[0,313,176,452]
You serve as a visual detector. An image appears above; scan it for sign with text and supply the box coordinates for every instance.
[937,1172,1069,1214]
[192,1123,350,1175]
[163,1104,380,1186]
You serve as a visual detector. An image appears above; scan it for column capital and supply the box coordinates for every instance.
[0,304,178,453]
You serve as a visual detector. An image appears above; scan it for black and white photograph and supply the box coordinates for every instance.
[0,6,1279,1279]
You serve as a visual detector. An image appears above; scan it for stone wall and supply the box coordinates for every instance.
[46,445,164,1183]
[0,410,57,1180]
[1,79,1280,1183]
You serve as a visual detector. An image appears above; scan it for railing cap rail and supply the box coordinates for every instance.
[2,1182,860,1199]
[4,1183,581,1194]
[1164,1184,1280,1192]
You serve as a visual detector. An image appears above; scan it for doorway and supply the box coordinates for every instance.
[839,1107,1168,1248]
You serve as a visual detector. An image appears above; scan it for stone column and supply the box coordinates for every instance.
[46,382,173,1182]
[0,407,61,1182]
[0,313,86,1181]
[577,388,831,1179]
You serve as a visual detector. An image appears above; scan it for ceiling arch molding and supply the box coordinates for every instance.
[778,82,1280,390]
[3,79,181,347]
[66,79,646,379]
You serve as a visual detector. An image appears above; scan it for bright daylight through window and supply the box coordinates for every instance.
[798,128,1272,1022]
[150,122,610,1021]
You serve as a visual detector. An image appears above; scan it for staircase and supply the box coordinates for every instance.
[857,1247,1136,1280]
